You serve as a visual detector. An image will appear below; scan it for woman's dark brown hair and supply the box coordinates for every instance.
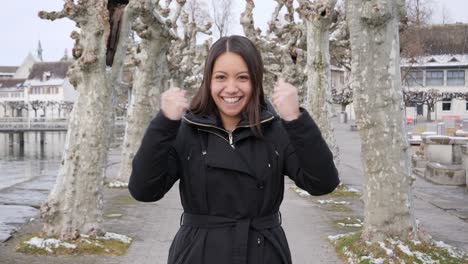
[189,35,266,136]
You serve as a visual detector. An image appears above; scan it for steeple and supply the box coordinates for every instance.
[37,40,43,61]
[61,49,69,61]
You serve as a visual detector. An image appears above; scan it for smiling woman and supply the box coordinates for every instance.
[128,35,340,264]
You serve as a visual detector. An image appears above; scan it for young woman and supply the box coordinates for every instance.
[129,35,339,264]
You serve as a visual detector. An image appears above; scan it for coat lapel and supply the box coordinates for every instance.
[205,134,254,177]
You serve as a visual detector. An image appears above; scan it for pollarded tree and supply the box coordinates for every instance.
[347,0,420,241]
[115,0,212,184]
[241,0,341,167]
[297,0,340,167]
[38,0,129,240]
[211,0,233,38]
[29,100,47,118]
[241,0,306,98]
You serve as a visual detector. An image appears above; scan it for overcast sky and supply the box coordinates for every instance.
[1,0,467,66]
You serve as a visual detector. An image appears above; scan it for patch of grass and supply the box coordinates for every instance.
[328,184,361,198]
[329,232,468,264]
[114,194,137,205]
[333,217,363,228]
[16,233,131,256]
[326,203,352,212]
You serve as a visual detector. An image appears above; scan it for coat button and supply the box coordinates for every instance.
[257,237,261,244]
[267,163,271,168]
[257,184,264,189]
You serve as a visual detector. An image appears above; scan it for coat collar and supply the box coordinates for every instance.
[183,100,278,132]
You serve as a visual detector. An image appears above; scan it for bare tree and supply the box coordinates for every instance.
[406,0,433,27]
[297,0,340,168]
[184,0,211,26]
[347,0,421,242]
[211,0,233,37]
[115,0,212,184]
[441,4,451,24]
[38,0,129,240]
[29,100,47,118]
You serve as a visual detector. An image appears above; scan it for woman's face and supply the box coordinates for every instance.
[210,52,252,127]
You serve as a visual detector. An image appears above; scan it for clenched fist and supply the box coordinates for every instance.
[161,87,189,120]
[271,78,300,121]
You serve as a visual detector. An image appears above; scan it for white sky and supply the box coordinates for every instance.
[0,0,467,66]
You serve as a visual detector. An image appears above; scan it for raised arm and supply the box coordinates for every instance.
[128,111,181,202]
[128,87,189,202]
[282,109,339,195]
[271,78,339,195]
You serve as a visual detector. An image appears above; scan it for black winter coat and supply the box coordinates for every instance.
[128,106,340,264]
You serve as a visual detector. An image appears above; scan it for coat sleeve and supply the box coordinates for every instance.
[281,108,340,195]
[128,111,182,202]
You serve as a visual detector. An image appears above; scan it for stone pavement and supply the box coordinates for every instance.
[334,121,468,252]
[0,119,467,263]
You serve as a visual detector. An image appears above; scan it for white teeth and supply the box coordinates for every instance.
[222,97,241,103]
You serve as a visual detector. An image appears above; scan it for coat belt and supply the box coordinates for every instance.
[180,212,289,264]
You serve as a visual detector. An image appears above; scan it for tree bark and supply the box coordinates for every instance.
[39,0,113,240]
[347,0,418,241]
[298,0,340,167]
[115,0,179,183]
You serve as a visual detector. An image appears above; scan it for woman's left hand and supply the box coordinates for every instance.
[271,78,300,121]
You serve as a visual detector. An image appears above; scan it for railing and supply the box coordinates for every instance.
[0,117,127,132]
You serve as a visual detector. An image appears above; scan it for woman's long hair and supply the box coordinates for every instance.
[189,35,266,136]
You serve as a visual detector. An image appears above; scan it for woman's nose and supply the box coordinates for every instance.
[224,80,239,93]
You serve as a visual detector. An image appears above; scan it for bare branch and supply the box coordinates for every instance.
[38,1,79,21]
[171,0,187,30]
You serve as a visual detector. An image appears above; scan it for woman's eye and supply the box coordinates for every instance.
[215,75,225,80]
[239,75,249,80]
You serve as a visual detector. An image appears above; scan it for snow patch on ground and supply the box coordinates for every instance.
[295,189,310,197]
[434,240,465,259]
[328,233,351,241]
[317,199,350,205]
[98,232,132,244]
[337,217,362,227]
[378,241,393,256]
[397,243,414,256]
[25,237,76,253]
[108,181,128,188]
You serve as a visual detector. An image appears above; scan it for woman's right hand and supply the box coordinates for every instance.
[161,87,189,120]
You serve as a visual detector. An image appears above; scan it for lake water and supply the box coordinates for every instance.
[0,132,65,191]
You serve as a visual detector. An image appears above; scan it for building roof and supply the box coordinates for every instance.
[0,78,26,89]
[0,66,19,74]
[28,61,72,80]
[401,54,468,67]
[401,23,468,57]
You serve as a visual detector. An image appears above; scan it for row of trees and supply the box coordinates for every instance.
[37,0,440,247]
[0,101,74,118]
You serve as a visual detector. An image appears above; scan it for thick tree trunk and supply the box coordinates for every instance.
[115,0,185,183]
[39,0,112,240]
[299,0,339,167]
[116,31,171,183]
[347,0,417,241]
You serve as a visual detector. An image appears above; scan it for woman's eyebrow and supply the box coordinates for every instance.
[236,71,249,75]
[213,71,227,74]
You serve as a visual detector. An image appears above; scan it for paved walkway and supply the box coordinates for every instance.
[1,119,467,263]
[334,121,468,252]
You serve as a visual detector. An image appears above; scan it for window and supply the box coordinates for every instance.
[405,70,424,86]
[426,71,444,86]
[447,70,465,86]
[442,98,452,111]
